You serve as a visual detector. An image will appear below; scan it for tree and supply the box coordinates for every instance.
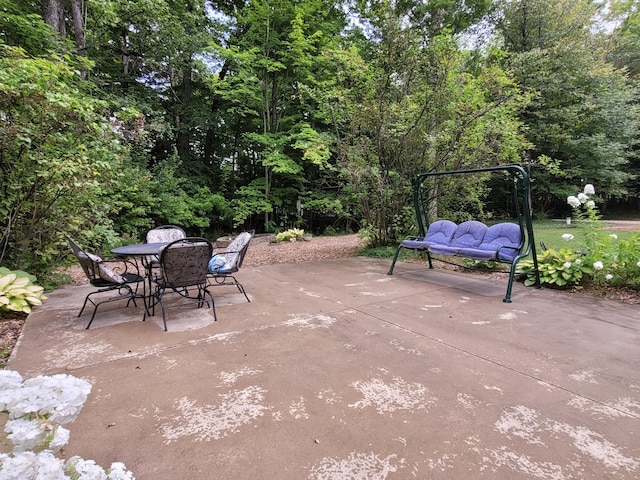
[0,45,127,275]
[209,0,348,231]
[608,0,640,79]
[493,0,640,212]
[320,0,529,245]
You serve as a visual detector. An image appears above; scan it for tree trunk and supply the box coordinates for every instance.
[70,0,87,78]
[42,0,66,37]
[176,65,193,161]
[70,0,86,54]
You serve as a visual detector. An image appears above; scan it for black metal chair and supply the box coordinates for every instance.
[145,237,216,331]
[207,230,254,302]
[67,237,144,329]
[145,225,186,268]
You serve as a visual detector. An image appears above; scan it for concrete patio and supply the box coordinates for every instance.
[8,256,640,479]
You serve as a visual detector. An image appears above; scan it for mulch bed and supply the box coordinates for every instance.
[1,312,27,366]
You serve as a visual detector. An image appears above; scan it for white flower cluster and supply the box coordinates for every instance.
[567,184,596,210]
[0,370,135,480]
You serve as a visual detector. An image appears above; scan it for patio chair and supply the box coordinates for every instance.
[66,237,144,329]
[145,225,187,268]
[146,225,186,244]
[207,230,254,302]
[145,237,216,331]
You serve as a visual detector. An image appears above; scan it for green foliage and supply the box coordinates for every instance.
[324,15,530,246]
[521,185,640,290]
[0,0,638,285]
[590,233,640,286]
[0,0,61,55]
[359,245,398,258]
[275,228,306,242]
[146,157,222,231]
[0,46,126,277]
[231,179,274,229]
[495,0,640,204]
[0,267,47,317]
[519,248,593,288]
[462,259,503,270]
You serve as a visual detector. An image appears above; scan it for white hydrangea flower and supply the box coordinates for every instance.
[107,462,136,480]
[5,418,48,452]
[4,420,67,454]
[605,274,613,281]
[567,195,580,208]
[586,200,595,209]
[0,370,24,411]
[575,259,582,265]
[637,261,640,268]
[0,370,23,388]
[0,451,66,480]
[583,184,595,195]
[563,262,572,269]
[562,233,574,241]
[609,234,617,240]
[66,457,108,480]
[593,261,604,270]
[577,192,588,203]
[48,426,70,453]
[18,374,92,424]
[1,372,133,480]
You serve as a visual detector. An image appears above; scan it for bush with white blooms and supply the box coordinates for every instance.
[0,370,135,479]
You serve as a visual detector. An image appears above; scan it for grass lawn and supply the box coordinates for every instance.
[531,219,639,251]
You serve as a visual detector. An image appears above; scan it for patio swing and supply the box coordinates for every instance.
[387,164,541,302]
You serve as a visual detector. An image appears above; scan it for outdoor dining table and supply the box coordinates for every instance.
[111,242,169,313]
[111,242,169,259]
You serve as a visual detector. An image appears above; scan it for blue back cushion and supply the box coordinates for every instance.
[478,223,522,260]
[449,221,487,248]
[424,220,457,245]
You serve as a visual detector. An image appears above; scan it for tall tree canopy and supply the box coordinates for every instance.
[0,0,638,277]
[492,0,640,212]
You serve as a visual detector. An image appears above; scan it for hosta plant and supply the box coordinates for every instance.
[0,267,47,317]
[518,248,594,288]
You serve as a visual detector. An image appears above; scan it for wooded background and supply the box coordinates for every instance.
[1,0,639,279]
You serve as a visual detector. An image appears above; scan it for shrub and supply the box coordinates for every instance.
[567,184,640,287]
[523,184,640,290]
[0,267,47,317]
[275,228,306,242]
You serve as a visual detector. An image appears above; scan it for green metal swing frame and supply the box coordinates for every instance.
[387,164,541,302]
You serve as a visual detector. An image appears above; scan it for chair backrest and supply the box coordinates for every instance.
[223,230,254,271]
[66,236,125,286]
[478,222,523,261]
[424,220,457,246]
[159,237,213,288]
[146,225,186,244]
[67,237,100,283]
[449,221,488,249]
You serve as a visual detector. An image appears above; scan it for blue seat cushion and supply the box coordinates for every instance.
[400,239,430,249]
[429,245,461,256]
